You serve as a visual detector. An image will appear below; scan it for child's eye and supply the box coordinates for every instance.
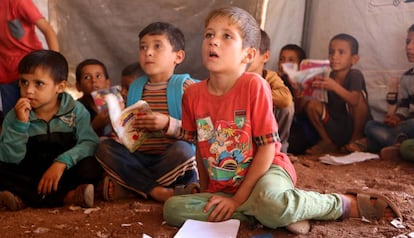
[35,81,45,87]
[155,44,162,49]
[406,39,412,46]
[82,75,92,81]
[19,79,29,87]
[96,74,104,79]
[139,45,148,51]
[224,33,232,39]
[205,33,214,39]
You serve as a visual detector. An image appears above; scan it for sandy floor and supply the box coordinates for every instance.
[1,154,413,238]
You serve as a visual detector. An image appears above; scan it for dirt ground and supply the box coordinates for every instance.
[1,154,414,238]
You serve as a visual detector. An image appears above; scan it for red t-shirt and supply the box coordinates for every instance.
[0,0,44,83]
[182,72,297,194]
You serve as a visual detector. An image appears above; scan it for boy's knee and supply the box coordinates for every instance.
[400,139,414,162]
[163,196,187,227]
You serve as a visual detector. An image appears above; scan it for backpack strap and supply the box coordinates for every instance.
[126,74,198,119]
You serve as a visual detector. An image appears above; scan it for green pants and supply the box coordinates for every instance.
[164,165,344,228]
[400,139,414,162]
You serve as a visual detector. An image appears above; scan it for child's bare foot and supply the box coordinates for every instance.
[150,186,174,202]
[0,191,25,211]
[341,189,402,222]
[64,184,94,208]
[150,183,200,202]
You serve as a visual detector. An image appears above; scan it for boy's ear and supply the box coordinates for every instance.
[263,50,270,64]
[57,80,67,94]
[351,54,360,65]
[174,50,185,65]
[242,47,256,64]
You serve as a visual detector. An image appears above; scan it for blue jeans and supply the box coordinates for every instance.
[365,119,414,152]
[95,139,198,197]
[164,165,343,228]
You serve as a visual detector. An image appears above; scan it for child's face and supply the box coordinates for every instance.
[278,49,300,75]
[139,34,183,80]
[202,16,251,74]
[19,67,65,110]
[120,75,135,102]
[406,31,414,63]
[328,39,358,72]
[77,64,109,95]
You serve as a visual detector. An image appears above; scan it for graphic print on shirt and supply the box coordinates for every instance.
[196,113,252,192]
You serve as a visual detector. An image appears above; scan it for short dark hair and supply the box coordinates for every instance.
[408,24,414,33]
[330,33,359,55]
[280,44,307,63]
[122,62,144,77]
[18,50,68,83]
[259,29,271,55]
[205,6,260,50]
[139,22,185,52]
[75,59,109,84]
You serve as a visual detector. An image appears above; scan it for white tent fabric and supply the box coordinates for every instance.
[33,0,414,121]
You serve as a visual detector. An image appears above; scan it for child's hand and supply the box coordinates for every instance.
[204,195,241,222]
[37,161,67,196]
[14,98,31,122]
[133,112,169,131]
[312,75,337,91]
[384,114,400,127]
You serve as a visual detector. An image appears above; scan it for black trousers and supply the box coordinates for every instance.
[0,157,102,208]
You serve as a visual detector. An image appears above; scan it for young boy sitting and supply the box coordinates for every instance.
[95,22,199,202]
[0,50,102,210]
[75,59,112,137]
[247,29,294,153]
[163,7,401,234]
[304,33,370,155]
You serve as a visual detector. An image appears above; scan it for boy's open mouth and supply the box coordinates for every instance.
[209,51,218,57]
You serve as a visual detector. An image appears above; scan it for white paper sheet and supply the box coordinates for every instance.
[319,152,380,165]
[174,219,240,238]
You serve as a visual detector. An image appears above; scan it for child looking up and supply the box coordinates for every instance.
[304,33,370,154]
[96,22,199,203]
[247,29,293,153]
[0,50,101,210]
[163,6,400,234]
[75,59,111,137]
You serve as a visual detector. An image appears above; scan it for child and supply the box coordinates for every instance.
[277,44,320,154]
[348,24,414,158]
[75,59,111,137]
[120,62,144,102]
[277,44,307,98]
[163,6,400,233]
[304,33,370,155]
[0,50,101,210]
[95,22,199,202]
[247,29,293,153]
[0,0,59,121]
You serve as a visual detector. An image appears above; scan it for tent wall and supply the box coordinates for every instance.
[263,0,306,72]
[32,0,414,121]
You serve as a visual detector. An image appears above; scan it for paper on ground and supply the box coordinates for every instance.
[174,219,240,238]
[319,152,380,165]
